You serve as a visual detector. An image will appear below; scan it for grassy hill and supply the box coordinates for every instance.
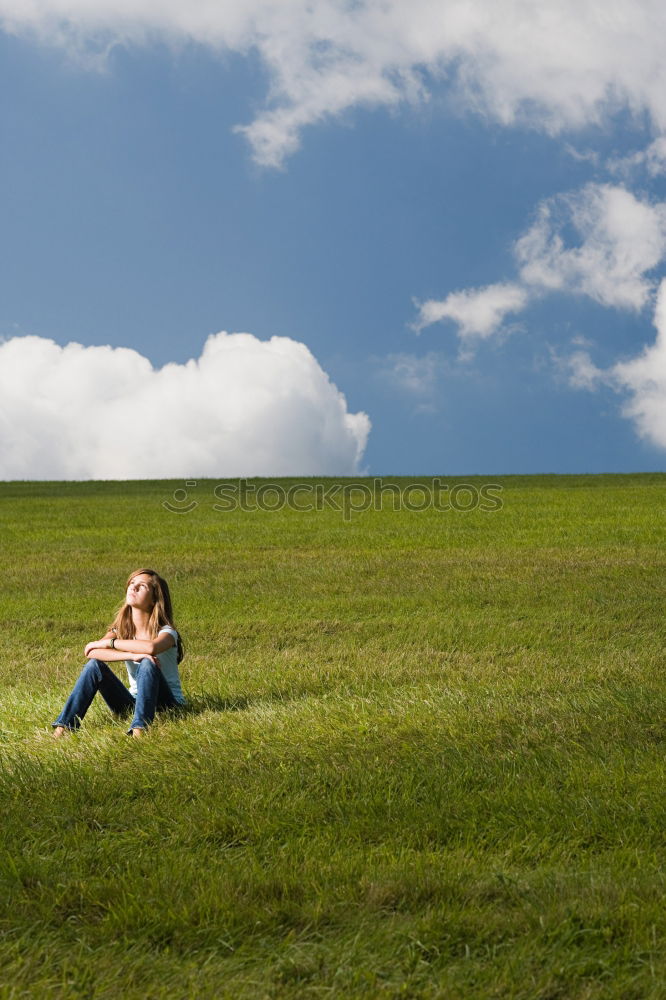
[1,475,665,998]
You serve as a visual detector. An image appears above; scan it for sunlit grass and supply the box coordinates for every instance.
[1,475,665,998]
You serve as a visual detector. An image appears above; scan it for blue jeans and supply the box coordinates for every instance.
[52,658,178,733]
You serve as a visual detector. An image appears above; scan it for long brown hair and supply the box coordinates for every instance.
[109,568,184,663]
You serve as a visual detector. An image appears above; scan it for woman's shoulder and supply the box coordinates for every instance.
[158,625,179,636]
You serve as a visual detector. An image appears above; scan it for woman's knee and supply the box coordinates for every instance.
[83,658,104,677]
[135,657,159,675]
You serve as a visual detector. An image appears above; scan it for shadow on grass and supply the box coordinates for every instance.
[41,686,326,737]
[175,686,321,719]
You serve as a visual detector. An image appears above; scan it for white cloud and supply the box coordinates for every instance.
[0,332,370,479]
[610,279,666,448]
[2,1,666,165]
[608,137,666,179]
[566,349,604,390]
[415,183,666,346]
[415,283,528,339]
[516,184,666,311]
[562,280,666,448]
[644,139,666,176]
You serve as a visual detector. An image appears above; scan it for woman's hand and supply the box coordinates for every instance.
[85,639,111,657]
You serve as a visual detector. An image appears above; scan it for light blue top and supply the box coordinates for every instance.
[125,626,186,705]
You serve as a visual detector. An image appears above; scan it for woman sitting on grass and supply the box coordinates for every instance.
[52,568,185,739]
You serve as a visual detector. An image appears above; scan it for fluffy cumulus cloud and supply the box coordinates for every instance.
[0,332,370,479]
[515,184,666,311]
[565,280,666,449]
[415,283,528,338]
[610,281,666,448]
[416,181,666,449]
[2,0,666,165]
[419,184,666,342]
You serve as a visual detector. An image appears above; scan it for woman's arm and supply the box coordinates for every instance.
[111,633,175,657]
[84,632,171,660]
[84,636,158,664]
[85,648,145,663]
[83,630,117,659]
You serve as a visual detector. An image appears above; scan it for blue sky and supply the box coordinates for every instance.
[2,2,666,478]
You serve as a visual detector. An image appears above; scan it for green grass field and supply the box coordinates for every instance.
[1,475,665,999]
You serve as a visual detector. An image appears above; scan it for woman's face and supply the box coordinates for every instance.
[126,573,155,612]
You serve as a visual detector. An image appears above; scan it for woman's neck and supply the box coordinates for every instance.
[131,607,152,636]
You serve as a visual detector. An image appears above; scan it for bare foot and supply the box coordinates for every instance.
[52,726,69,739]
[131,728,145,739]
